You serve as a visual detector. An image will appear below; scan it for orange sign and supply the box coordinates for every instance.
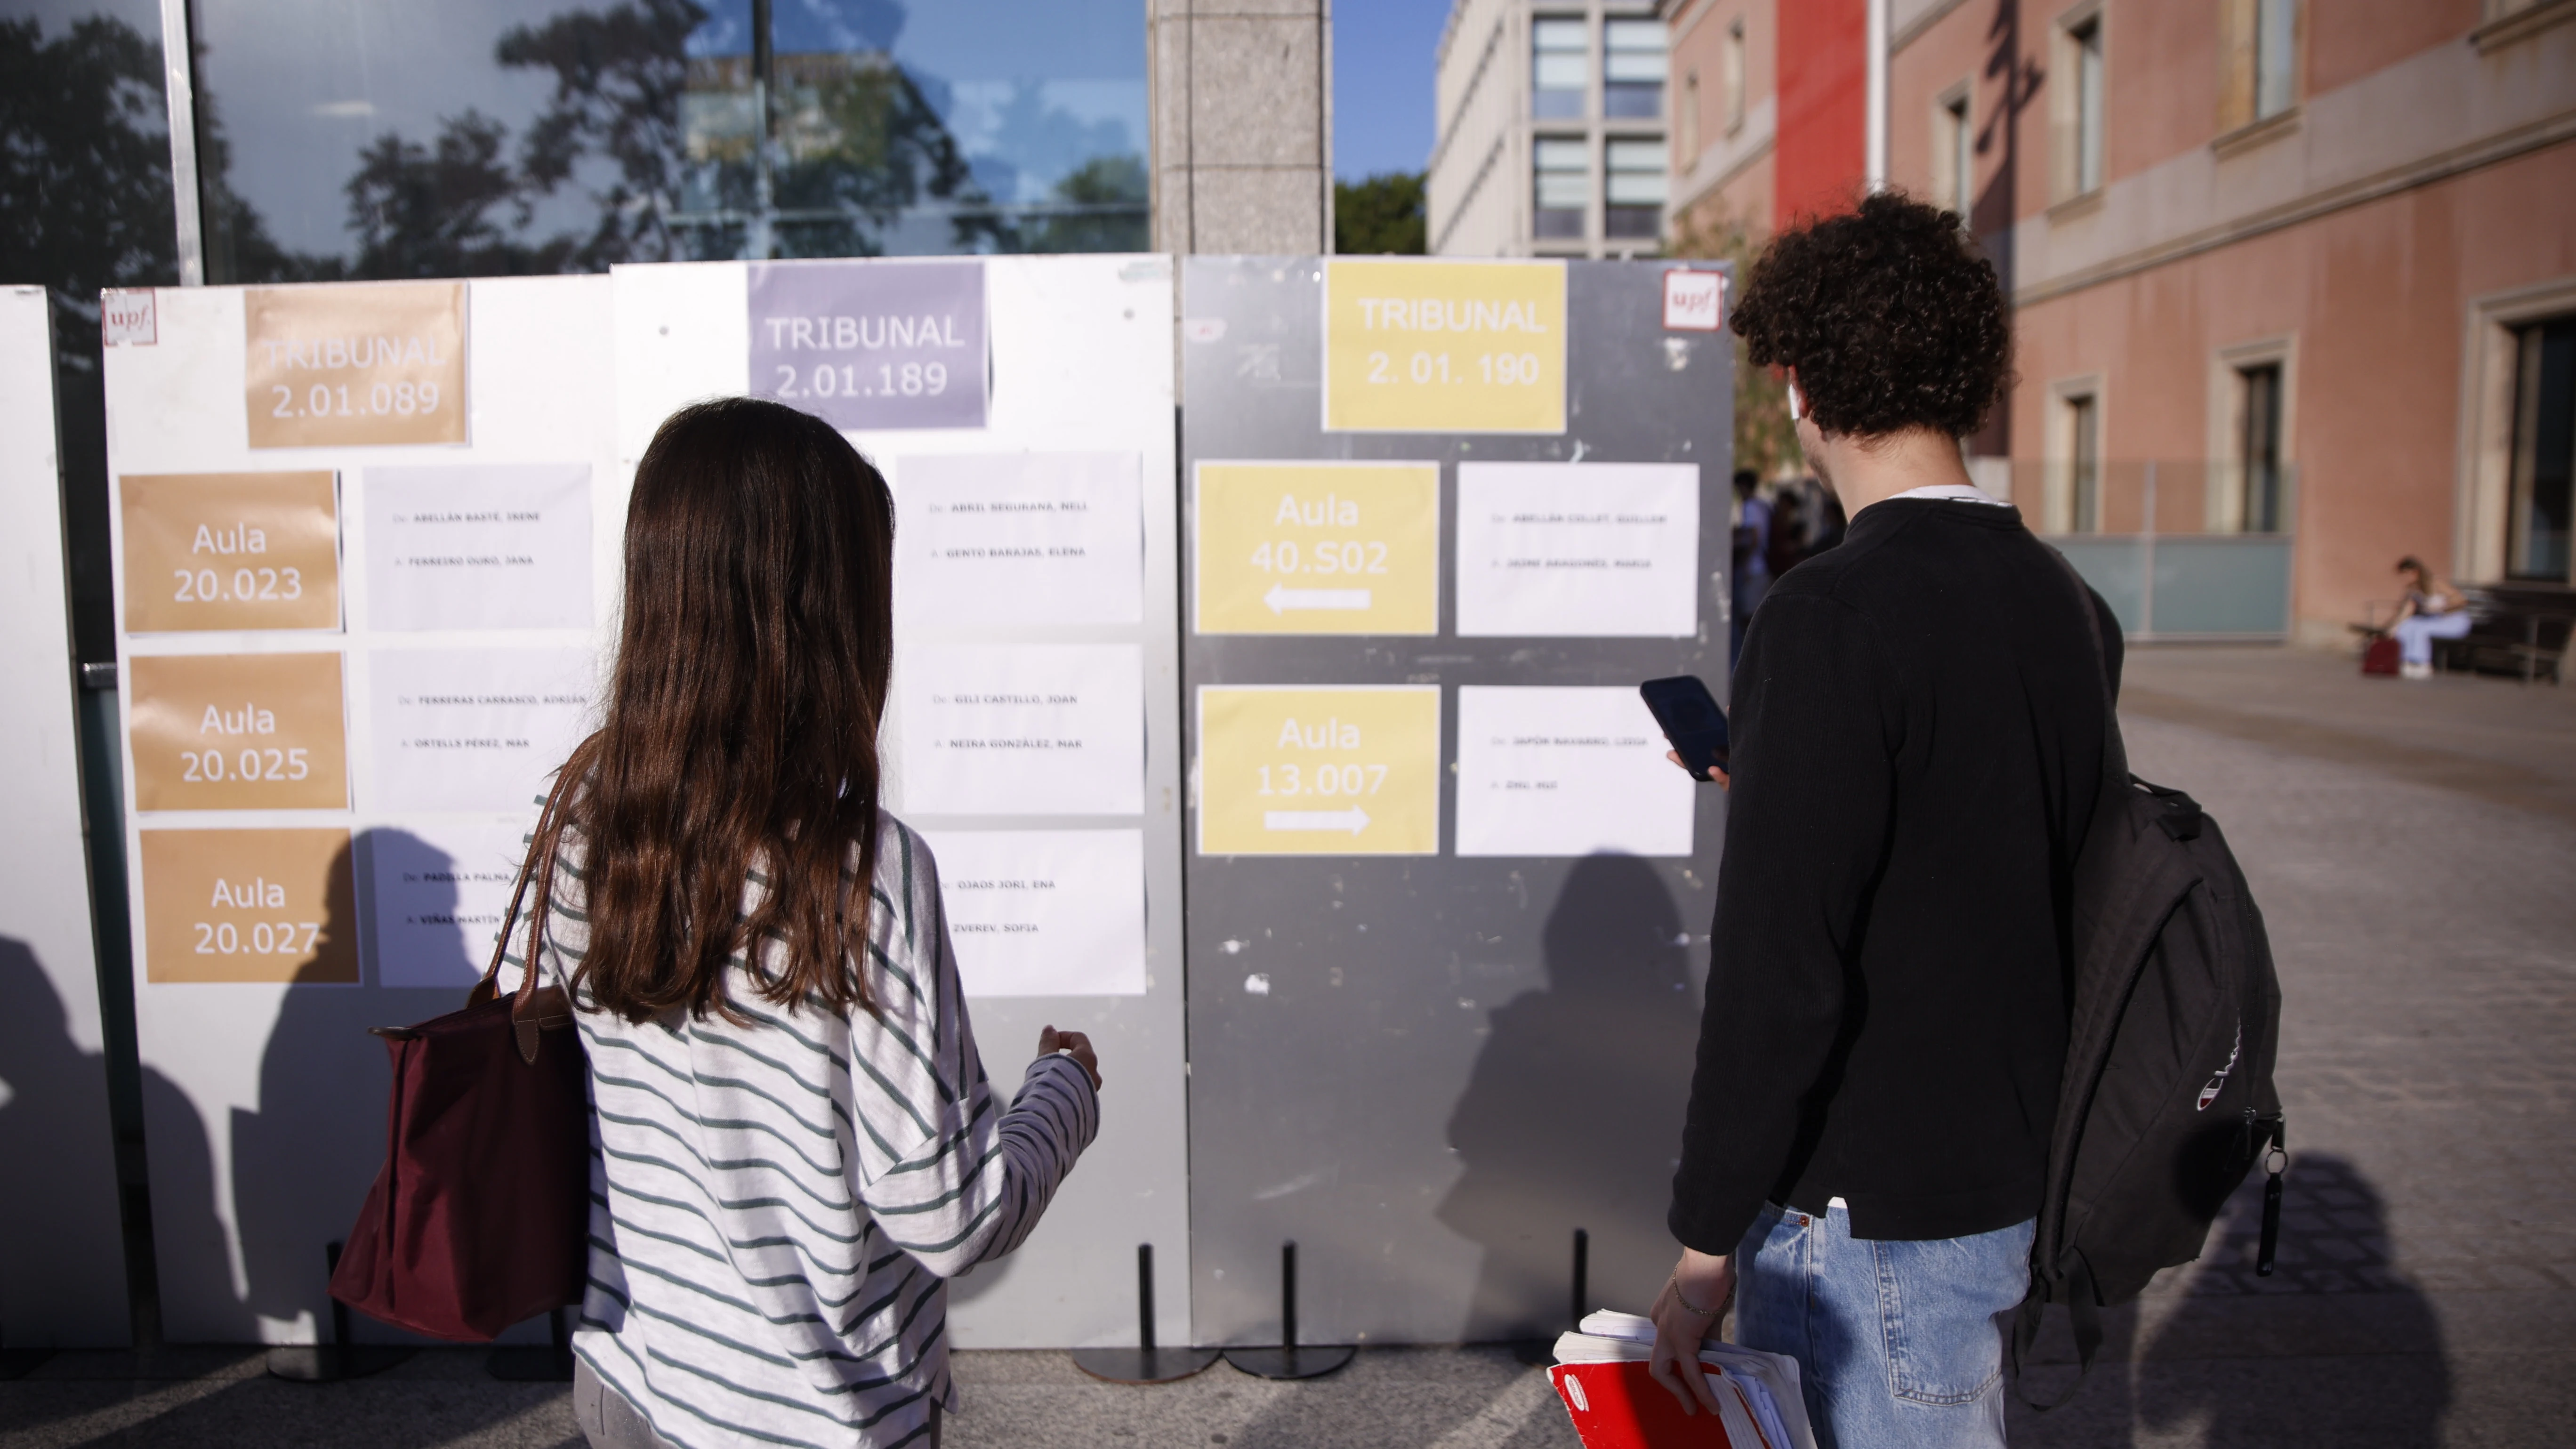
[245,282,467,449]
[121,471,339,632]
[140,828,358,983]
[127,652,348,811]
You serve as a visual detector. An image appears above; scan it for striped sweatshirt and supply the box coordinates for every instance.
[526,813,1100,1448]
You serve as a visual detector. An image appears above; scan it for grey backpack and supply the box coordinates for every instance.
[2016,569,2288,1405]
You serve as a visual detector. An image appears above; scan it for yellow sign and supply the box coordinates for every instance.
[140,828,357,983]
[1323,259,1567,434]
[1194,461,1439,635]
[121,472,340,633]
[1197,686,1441,855]
[128,652,348,812]
[246,282,467,449]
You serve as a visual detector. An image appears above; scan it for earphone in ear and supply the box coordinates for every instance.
[1787,380,1804,422]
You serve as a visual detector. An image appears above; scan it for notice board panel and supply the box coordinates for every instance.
[1181,257,1734,1346]
[104,275,619,1346]
[612,254,1188,1352]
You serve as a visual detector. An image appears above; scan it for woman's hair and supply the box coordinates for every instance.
[2396,555,2429,577]
[525,397,896,1023]
[1731,191,2011,441]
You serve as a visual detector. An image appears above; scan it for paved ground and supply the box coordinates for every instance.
[4,646,2569,1447]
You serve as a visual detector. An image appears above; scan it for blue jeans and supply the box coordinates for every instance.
[1733,1202,2036,1449]
[2392,611,2471,666]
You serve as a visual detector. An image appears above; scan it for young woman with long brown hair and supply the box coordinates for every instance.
[512,398,1102,1449]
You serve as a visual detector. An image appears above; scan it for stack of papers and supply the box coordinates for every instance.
[1546,1311,1817,1449]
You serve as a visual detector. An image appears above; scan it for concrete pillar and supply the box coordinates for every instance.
[1150,0,1333,255]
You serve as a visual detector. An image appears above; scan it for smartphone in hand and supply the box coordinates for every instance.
[1639,676,1729,781]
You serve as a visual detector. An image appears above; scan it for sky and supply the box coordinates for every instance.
[1334,0,1455,182]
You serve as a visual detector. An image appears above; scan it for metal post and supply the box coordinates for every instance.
[2139,460,2157,640]
[749,0,775,260]
[157,0,205,285]
[1071,1244,1218,1384]
[1222,1239,1352,1380]
[1570,1228,1590,1329]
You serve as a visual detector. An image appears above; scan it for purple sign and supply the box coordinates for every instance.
[747,259,988,431]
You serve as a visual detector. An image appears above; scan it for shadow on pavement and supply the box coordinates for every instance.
[2011,1151,2450,1446]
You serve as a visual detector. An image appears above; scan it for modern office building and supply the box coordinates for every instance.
[1429,0,1671,257]
[1661,0,2576,647]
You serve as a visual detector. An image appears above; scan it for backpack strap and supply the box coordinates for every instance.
[2012,1258,2103,1411]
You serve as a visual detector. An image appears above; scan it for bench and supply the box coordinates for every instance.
[2434,584,2573,684]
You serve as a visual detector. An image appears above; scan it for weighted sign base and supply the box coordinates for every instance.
[488,1309,576,1382]
[266,1344,412,1382]
[1223,1343,1354,1381]
[1071,1345,1222,1384]
[269,1242,413,1383]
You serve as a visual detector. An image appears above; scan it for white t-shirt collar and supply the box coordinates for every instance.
[1885,483,2012,507]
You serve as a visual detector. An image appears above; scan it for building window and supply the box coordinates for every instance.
[2061,14,2105,198]
[1932,90,1973,220]
[1603,18,1665,120]
[1604,137,1666,240]
[1725,18,1747,133]
[1681,70,1701,165]
[1534,136,1589,239]
[2237,363,2285,532]
[2254,0,2297,119]
[2065,392,2102,532]
[2507,317,2575,581]
[1534,17,1589,121]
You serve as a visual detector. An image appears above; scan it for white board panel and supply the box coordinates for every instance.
[612,254,1190,1350]
[0,284,134,1346]
[104,275,618,1345]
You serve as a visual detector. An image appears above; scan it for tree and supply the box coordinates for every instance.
[1014,154,1148,254]
[1668,208,1799,483]
[1334,171,1426,255]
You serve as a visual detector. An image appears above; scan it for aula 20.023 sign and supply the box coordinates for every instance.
[748,259,988,431]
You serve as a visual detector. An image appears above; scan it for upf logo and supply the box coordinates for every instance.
[1662,269,1725,332]
[2196,1023,2243,1111]
[103,289,157,346]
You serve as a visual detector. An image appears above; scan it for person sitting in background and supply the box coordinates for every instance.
[2387,555,2469,680]
[518,397,1103,1449]
[1731,468,1772,658]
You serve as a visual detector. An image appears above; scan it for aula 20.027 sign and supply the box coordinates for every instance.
[747,259,988,431]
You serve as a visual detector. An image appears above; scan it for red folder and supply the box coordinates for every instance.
[1548,1360,1767,1449]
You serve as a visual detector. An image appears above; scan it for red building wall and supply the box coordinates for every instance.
[1774,0,1866,223]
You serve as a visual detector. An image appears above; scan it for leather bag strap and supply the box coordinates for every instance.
[476,762,587,1061]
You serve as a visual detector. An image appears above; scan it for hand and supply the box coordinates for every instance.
[1038,1025,1102,1091]
[1667,749,1731,790]
[1646,1248,1735,1416]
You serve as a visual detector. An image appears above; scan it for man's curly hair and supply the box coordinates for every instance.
[1731,192,2010,440]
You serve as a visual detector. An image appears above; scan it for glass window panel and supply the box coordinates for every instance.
[185,0,1149,279]
[1605,206,1659,239]
[1604,19,1661,51]
[1605,173,1665,206]
[2254,0,2295,120]
[2507,319,2575,581]
[1606,138,1663,170]
[2074,20,2104,194]
[1604,52,1665,82]
[1533,17,1587,50]
[1536,174,1590,209]
[1535,53,1589,89]
[1,0,178,664]
[1535,137,1589,171]
[1533,89,1585,119]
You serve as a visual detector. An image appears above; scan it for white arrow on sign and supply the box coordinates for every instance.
[1264,583,1371,615]
[1263,806,1371,835]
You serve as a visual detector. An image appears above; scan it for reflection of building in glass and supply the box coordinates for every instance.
[1430,0,1666,258]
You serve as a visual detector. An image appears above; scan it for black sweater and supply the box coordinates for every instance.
[1669,498,2122,1250]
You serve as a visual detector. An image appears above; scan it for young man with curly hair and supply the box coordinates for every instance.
[1646,193,2123,1446]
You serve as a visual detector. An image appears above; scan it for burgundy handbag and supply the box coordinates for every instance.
[330,784,591,1342]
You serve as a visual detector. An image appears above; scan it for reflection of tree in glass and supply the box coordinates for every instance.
[499,0,709,267]
[1014,154,1148,255]
[1334,173,1427,256]
[0,16,177,319]
[346,111,575,279]
[773,54,1005,256]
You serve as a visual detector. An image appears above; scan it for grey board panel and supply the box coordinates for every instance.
[1179,257,1733,1346]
